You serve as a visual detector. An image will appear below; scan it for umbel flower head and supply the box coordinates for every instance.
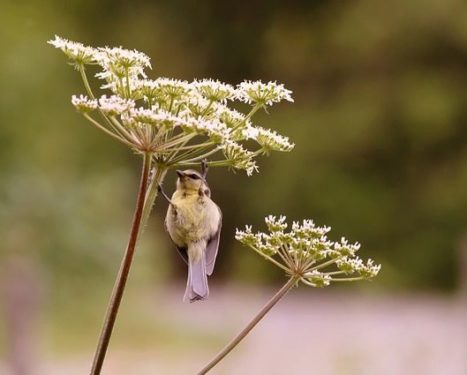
[236,216,381,287]
[48,35,295,175]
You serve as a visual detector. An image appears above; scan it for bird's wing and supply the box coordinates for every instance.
[175,246,189,265]
[205,205,222,276]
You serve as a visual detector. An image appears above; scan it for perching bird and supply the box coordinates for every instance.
[160,166,222,302]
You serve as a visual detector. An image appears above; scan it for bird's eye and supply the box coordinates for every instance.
[189,174,200,180]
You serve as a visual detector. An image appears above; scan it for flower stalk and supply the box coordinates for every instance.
[197,216,381,372]
[90,152,153,375]
[49,35,297,374]
[197,277,298,375]
[139,162,167,237]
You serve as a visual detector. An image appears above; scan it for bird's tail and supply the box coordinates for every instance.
[184,242,209,303]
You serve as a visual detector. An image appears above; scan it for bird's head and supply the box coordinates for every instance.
[176,169,208,193]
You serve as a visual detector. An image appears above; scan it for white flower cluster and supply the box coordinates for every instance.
[127,107,182,129]
[220,141,258,176]
[243,126,295,153]
[98,95,135,116]
[236,216,381,287]
[194,79,236,103]
[97,46,151,75]
[237,81,294,106]
[71,94,98,112]
[50,36,295,174]
[48,36,97,65]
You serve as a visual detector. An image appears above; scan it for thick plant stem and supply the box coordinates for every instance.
[139,164,167,237]
[90,152,152,375]
[197,277,297,375]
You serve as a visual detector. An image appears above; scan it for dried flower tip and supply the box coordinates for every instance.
[237,80,294,107]
[71,94,98,113]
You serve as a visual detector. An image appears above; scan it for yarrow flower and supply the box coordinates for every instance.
[236,81,294,107]
[246,126,295,153]
[96,46,151,74]
[155,78,192,99]
[98,95,135,116]
[48,35,97,66]
[127,107,183,129]
[218,107,249,128]
[220,141,258,176]
[71,94,98,113]
[236,216,381,286]
[194,79,236,103]
[50,36,294,171]
[182,118,230,143]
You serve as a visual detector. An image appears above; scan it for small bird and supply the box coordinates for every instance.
[159,164,222,302]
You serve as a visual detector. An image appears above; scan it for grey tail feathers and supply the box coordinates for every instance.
[184,249,209,303]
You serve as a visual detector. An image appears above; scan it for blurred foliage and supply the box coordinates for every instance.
[1,0,467,299]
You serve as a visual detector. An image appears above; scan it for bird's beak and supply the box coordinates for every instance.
[176,170,184,178]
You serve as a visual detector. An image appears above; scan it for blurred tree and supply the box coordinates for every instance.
[0,0,466,292]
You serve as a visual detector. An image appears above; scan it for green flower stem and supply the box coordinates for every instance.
[331,277,365,282]
[170,141,214,152]
[310,258,339,272]
[138,164,167,238]
[168,97,174,112]
[90,152,152,375]
[201,99,214,116]
[125,68,131,98]
[245,104,261,122]
[79,65,95,99]
[172,147,219,165]
[166,137,193,162]
[299,278,321,287]
[246,245,290,272]
[168,145,209,164]
[325,270,346,276]
[197,277,298,375]
[275,245,292,266]
[83,114,133,147]
[174,159,228,168]
[78,65,118,134]
[159,133,195,150]
[109,116,135,141]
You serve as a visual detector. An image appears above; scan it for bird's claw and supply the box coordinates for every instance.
[201,159,209,179]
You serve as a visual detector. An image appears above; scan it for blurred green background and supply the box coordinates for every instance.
[1,0,467,373]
